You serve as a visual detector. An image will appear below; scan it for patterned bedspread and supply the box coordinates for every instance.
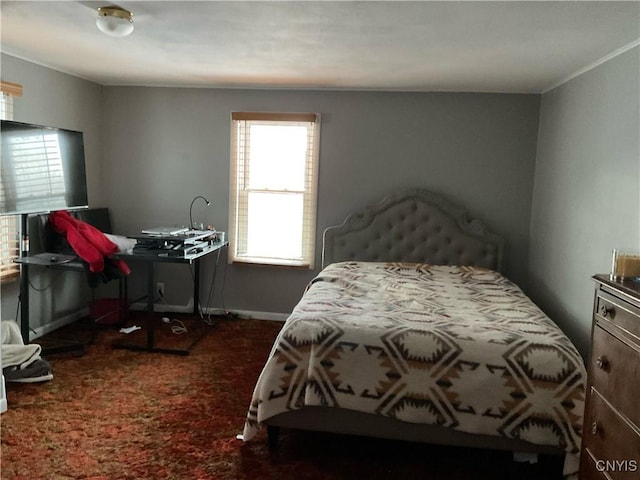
[243,262,586,476]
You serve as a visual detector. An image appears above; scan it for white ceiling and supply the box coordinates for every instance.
[1,1,639,93]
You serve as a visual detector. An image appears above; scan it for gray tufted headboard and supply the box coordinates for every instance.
[322,189,505,271]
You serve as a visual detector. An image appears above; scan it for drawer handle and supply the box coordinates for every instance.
[596,356,609,370]
[592,422,599,435]
[600,305,614,318]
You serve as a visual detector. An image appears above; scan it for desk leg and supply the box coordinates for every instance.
[18,213,84,356]
[146,261,155,349]
[19,214,30,344]
[193,259,200,315]
[120,276,129,323]
[112,259,191,356]
[110,244,228,355]
[19,264,85,357]
[19,262,30,344]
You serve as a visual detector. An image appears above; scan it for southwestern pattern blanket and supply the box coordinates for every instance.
[243,262,586,476]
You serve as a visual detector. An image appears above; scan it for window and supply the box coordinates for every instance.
[229,112,320,268]
[0,212,19,282]
[0,81,23,283]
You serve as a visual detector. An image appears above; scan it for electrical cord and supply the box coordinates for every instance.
[171,320,187,335]
[171,319,188,335]
[28,270,65,292]
[15,295,43,336]
[189,245,228,325]
[156,282,187,335]
[161,316,188,335]
[218,253,228,314]
[157,288,169,309]
[21,272,65,335]
[183,244,230,325]
[203,247,228,325]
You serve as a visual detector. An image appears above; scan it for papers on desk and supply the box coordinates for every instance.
[182,230,216,244]
[141,226,189,236]
[138,228,216,242]
[131,229,219,258]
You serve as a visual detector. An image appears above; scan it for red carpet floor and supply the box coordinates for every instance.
[1,314,563,479]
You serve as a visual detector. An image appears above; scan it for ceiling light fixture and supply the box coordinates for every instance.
[96,6,134,38]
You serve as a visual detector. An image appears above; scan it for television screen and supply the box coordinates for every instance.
[0,120,89,215]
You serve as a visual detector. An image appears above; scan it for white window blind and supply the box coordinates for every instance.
[3,131,67,213]
[0,211,18,282]
[0,81,22,282]
[229,112,320,268]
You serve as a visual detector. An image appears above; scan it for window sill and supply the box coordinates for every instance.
[231,258,312,270]
[0,272,20,284]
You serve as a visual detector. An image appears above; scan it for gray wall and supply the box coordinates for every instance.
[529,46,640,357]
[1,46,636,357]
[0,54,103,331]
[0,52,543,340]
[101,87,540,314]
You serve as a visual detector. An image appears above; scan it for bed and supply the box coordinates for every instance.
[242,189,586,478]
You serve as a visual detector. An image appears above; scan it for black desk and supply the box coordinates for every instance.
[111,239,228,355]
[16,240,227,357]
[14,252,128,356]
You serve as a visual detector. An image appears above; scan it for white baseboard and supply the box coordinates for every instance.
[129,301,288,322]
[29,309,89,340]
[216,309,288,322]
[26,303,286,342]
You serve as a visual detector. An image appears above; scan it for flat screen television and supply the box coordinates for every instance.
[0,120,89,215]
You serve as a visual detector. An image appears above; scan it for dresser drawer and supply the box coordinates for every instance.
[582,389,640,480]
[595,292,640,341]
[590,326,640,426]
[579,450,608,480]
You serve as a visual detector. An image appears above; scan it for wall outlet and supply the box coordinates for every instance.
[157,282,165,298]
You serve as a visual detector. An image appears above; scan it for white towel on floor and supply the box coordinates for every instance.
[1,320,42,369]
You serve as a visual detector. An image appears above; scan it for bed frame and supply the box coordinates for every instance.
[322,188,504,271]
[266,188,561,457]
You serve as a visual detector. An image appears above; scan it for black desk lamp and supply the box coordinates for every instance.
[189,195,211,229]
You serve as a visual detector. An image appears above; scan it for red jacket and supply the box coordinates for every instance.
[49,210,130,275]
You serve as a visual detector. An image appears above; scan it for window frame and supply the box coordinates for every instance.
[0,81,23,283]
[229,111,320,269]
